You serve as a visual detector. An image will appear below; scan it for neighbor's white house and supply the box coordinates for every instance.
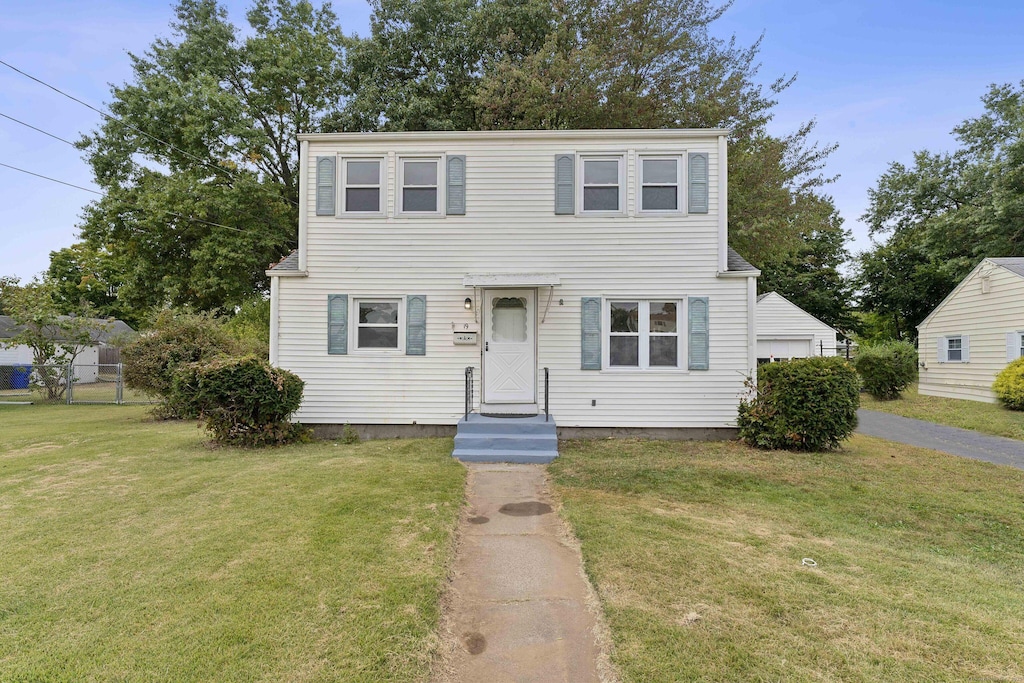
[267,129,760,441]
[755,292,838,363]
[0,316,134,384]
[917,257,1024,403]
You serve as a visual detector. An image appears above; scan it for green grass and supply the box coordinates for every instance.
[550,436,1024,682]
[862,383,1024,440]
[0,405,465,681]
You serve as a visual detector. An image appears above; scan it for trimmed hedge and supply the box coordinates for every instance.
[176,356,306,447]
[738,357,860,451]
[854,340,918,400]
[993,357,1024,411]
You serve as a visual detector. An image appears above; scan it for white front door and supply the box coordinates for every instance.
[483,289,536,404]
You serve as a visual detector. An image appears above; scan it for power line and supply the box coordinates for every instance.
[0,160,255,235]
[0,112,77,146]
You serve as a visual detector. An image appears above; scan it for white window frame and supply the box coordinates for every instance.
[944,335,963,363]
[578,154,626,215]
[352,297,405,353]
[340,156,386,216]
[397,156,445,217]
[1017,332,1024,359]
[637,154,685,215]
[603,299,685,371]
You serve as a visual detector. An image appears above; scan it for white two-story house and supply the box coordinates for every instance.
[268,129,759,458]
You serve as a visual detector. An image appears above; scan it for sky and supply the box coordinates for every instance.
[1,0,1023,282]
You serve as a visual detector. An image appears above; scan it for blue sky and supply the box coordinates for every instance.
[1,0,1022,282]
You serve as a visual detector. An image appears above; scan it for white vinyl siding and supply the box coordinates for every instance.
[278,130,746,428]
[754,292,837,359]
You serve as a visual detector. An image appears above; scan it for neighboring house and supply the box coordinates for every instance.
[0,316,135,384]
[267,128,760,451]
[755,292,838,363]
[918,257,1024,403]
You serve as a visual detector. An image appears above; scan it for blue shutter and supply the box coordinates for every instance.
[447,155,466,215]
[688,296,709,370]
[316,156,336,216]
[581,297,601,370]
[555,154,575,215]
[688,152,708,214]
[328,294,348,355]
[406,295,427,356]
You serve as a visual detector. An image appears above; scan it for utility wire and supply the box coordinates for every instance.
[0,112,77,146]
[0,160,252,234]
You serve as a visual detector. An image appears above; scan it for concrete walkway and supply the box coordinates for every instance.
[857,409,1024,469]
[433,464,615,683]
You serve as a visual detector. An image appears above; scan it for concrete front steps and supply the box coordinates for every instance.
[452,413,559,464]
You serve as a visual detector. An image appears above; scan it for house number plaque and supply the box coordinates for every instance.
[453,332,478,345]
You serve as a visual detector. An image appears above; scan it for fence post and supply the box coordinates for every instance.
[116,363,123,405]
[66,364,74,405]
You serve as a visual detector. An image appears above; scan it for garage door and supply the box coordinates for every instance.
[756,339,811,362]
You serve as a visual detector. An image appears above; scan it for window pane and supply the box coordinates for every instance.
[584,160,618,185]
[491,297,527,343]
[358,327,399,348]
[643,158,677,184]
[346,188,380,212]
[359,302,398,324]
[610,302,639,333]
[947,338,961,350]
[404,161,437,186]
[347,160,380,185]
[403,188,437,212]
[642,186,677,211]
[649,337,678,366]
[583,187,619,211]
[947,349,961,361]
[610,337,639,367]
[649,302,677,333]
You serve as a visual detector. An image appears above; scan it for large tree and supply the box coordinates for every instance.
[858,81,1024,340]
[74,0,348,314]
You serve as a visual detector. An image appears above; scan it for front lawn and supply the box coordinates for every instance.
[0,405,465,681]
[862,383,1024,440]
[551,436,1024,682]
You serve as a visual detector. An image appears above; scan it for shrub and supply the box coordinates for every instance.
[854,340,918,400]
[224,296,271,359]
[738,357,860,451]
[122,312,235,417]
[993,357,1024,411]
[178,356,306,447]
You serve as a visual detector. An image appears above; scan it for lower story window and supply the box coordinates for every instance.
[356,299,401,349]
[607,300,680,368]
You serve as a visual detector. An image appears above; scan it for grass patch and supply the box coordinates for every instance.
[862,383,1024,440]
[550,436,1024,682]
[0,405,464,681]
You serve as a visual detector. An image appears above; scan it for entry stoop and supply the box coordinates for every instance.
[452,413,559,464]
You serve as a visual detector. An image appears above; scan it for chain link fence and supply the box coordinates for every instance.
[0,364,157,405]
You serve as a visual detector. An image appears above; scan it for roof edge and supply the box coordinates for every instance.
[299,128,731,143]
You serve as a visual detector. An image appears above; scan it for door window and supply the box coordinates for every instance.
[491,297,527,342]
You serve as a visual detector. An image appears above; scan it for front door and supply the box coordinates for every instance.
[483,289,536,404]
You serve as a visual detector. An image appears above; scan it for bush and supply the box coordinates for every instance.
[122,312,235,417]
[177,356,306,447]
[854,340,918,400]
[224,296,271,359]
[993,357,1024,411]
[738,357,860,451]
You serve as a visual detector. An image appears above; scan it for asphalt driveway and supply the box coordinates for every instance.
[857,409,1024,470]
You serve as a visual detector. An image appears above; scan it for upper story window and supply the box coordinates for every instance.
[639,156,682,213]
[579,155,624,213]
[606,300,681,369]
[342,158,384,215]
[399,157,443,215]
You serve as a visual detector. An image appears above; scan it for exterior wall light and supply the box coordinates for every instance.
[464,297,473,310]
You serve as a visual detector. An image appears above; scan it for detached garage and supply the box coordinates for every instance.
[755,292,838,364]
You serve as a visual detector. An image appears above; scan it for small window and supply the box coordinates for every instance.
[606,300,681,369]
[342,158,384,214]
[1019,333,1024,359]
[946,336,962,362]
[356,299,401,350]
[399,157,442,215]
[639,156,682,213]
[580,156,623,213]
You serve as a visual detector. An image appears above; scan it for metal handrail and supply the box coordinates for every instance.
[544,367,550,422]
[464,366,474,421]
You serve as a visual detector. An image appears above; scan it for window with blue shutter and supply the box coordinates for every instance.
[555,154,575,215]
[688,152,708,214]
[447,156,465,215]
[688,296,709,370]
[328,294,348,354]
[316,156,336,216]
[406,295,427,355]
[581,297,602,369]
